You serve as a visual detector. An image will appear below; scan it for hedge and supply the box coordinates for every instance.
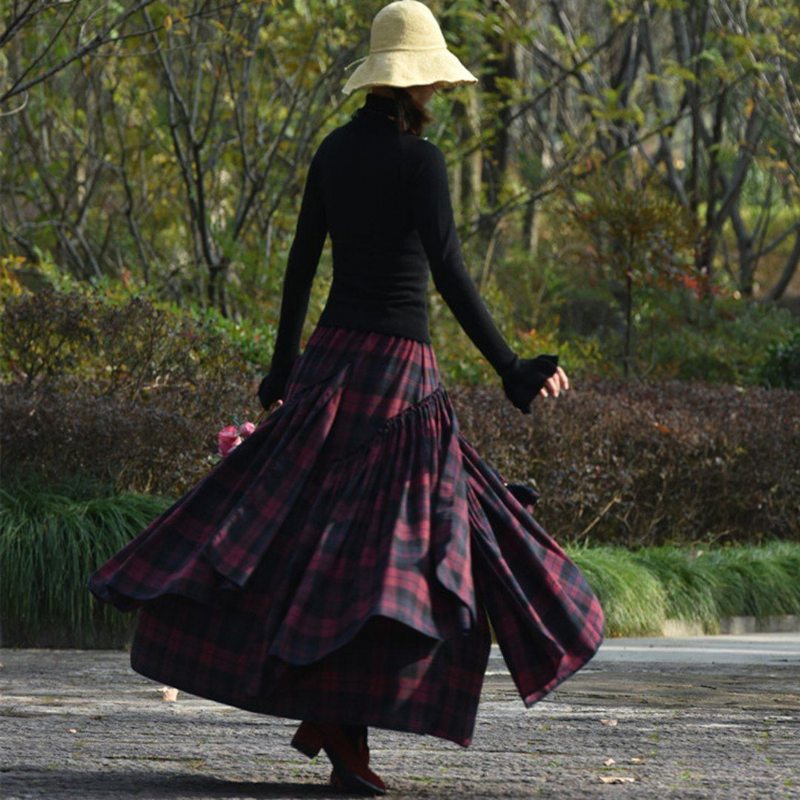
[450,378,799,546]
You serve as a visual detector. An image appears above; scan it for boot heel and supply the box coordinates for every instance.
[291,721,323,758]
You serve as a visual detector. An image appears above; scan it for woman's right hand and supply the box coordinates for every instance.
[501,354,561,414]
[539,365,570,398]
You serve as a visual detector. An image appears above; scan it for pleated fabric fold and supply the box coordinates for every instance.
[88,324,604,746]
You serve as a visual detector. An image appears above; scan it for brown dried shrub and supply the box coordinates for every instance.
[1,288,260,495]
[2,288,797,542]
[450,378,799,546]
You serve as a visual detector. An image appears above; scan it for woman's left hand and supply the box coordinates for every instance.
[539,366,570,398]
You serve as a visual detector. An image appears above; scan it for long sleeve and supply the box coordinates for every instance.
[411,141,558,414]
[410,142,517,377]
[269,152,328,377]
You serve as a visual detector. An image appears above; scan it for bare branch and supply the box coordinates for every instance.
[0,0,41,50]
[3,0,81,100]
[0,1,158,104]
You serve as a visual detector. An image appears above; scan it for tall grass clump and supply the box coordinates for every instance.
[0,476,172,647]
[632,547,724,632]
[567,543,800,637]
[566,545,667,637]
[708,544,800,620]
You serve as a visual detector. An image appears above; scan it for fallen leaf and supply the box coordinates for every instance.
[604,758,616,766]
[160,686,179,702]
[600,776,635,784]
[630,757,645,764]
[600,719,619,727]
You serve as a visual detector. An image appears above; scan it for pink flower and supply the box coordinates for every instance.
[238,421,256,439]
[218,425,242,457]
[217,420,257,457]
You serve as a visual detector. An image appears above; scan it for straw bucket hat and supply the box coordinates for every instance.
[342,0,478,95]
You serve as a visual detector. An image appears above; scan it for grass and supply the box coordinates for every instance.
[708,543,800,619]
[1,477,798,644]
[0,475,171,647]
[567,543,800,637]
[566,546,667,637]
[631,547,725,632]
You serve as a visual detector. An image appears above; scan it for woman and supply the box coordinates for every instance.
[89,1,604,795]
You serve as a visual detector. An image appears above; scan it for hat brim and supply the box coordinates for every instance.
[342,48,478,95]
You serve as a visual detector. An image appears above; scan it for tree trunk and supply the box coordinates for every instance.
[762,231,800,302]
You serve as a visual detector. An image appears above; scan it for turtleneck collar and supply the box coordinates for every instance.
[354,92,400,126]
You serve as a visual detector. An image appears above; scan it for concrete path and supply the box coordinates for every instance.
[491,633,800,670]
[1,635,799,799]
[593,633,800,666]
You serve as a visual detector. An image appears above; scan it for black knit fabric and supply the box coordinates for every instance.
[268,91,517,380]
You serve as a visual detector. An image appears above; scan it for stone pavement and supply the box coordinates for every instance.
[1,637,799,799]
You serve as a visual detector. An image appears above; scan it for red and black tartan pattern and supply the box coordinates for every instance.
[89,324,604,746]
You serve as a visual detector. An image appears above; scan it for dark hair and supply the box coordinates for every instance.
[391,87,433,136]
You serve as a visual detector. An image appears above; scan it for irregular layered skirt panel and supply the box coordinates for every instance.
[89,325,603,746]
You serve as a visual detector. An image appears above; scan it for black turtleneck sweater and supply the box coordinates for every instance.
[269,91,517,381]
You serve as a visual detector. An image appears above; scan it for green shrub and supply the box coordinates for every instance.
[527,190,799,386]
[641,294,799,385]
[179,304,277,374]
[755,325,800,389]
[429,276,608,386]
[0,476,171,648]
[0,286,254,401]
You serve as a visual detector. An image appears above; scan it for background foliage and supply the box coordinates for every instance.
[1,2,798,649]
[2,0,798,328]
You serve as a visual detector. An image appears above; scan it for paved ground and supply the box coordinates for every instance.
[1,635,799,799]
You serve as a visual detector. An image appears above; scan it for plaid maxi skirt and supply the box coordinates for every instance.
[89,324,604,746]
